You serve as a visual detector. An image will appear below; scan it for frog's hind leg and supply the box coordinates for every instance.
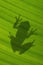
[19,40,35,54]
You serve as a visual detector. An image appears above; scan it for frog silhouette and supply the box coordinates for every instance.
[9,16,36,54]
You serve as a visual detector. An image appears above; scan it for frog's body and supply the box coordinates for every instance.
[15,21,30,46]
[9,16,35,54]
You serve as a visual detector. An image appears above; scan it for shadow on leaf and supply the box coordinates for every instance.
[9,16,36,54]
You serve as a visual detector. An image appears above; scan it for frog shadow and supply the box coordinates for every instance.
[9,17,36,54]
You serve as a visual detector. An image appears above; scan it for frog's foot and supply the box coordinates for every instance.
[13,15,22,28]
[15,15,22,22]
[30,28,37,35]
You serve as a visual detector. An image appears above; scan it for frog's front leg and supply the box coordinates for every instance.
[26,28,37,38]
[8,32,15,39]
[13,15,22,28]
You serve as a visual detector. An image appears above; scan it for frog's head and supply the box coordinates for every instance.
[19,21,30,31]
